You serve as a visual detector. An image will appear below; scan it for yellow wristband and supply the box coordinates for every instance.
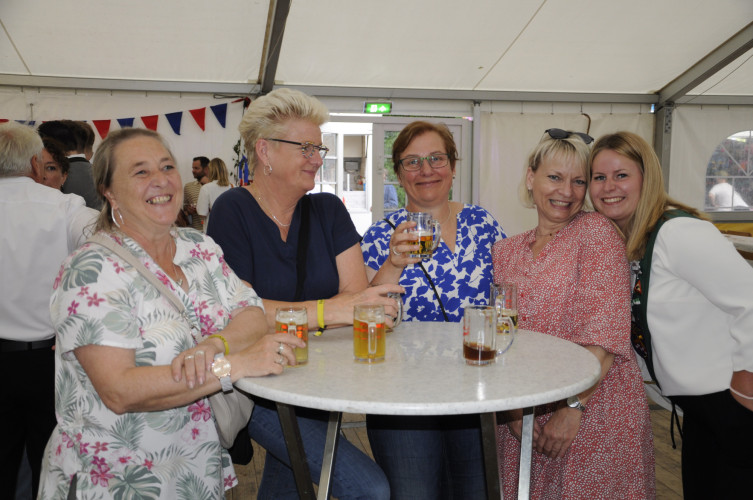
[316,299,326,336]
[208,334,229,356]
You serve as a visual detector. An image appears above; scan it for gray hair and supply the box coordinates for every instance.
[238,89,329,174]
[0,122,43,177]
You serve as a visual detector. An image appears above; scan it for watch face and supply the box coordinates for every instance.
[212,357,231,378]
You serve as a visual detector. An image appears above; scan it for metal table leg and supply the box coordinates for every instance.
[479,412,502,499]
[517,406,534,500]
[317,411,342,500]
[276,402,316,500]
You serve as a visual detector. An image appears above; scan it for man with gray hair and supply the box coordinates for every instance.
[0,122,97,498]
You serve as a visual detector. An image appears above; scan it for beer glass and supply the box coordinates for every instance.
[353,305,386,363]
[491,283,518,334]
[462,305,497,366]
[275,306,308,365]
[406,212,441,259]
[386,291,403,331]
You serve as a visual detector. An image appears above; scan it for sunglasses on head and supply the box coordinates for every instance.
[546,128,594,145]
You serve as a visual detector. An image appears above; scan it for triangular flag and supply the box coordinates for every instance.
[166,111,182,135]
[117,118,135,128]
[141,115,159,131]
[210,103,228,128]
[189,108,206,131]
[0,119,8,123]
[92,120,111,139]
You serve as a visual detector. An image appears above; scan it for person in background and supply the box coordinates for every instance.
[183,156,210,231]
[208,88,396,500]
[493,129,654,499]
[707,174,749,209]
[0,122,97,499]
[37,127,304,499]
[74,120,96,161]
[360,121,505,498]
[38,137,70,190]
[589,131,753,499]
[197,157,233,232]
[37,120,101,210]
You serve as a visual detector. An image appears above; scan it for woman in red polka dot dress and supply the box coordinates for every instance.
[492,130,655,499]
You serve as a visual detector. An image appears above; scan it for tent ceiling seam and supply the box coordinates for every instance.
[0,17,31,75]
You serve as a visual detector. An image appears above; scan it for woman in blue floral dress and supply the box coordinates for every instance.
[38,128,303,499]
[360,121,506,499]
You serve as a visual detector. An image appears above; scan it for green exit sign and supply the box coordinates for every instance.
[363,101,392,114]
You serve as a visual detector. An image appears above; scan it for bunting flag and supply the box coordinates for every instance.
[1,100,241,136]
[166,111,182,135]
[141,115,159,131]
[117,117,135,128]
[190,108,206,131]
[210,103,227,128]
[237,154,249,185]
[92,119,111,139]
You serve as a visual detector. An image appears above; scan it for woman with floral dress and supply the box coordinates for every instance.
[38,128,303,499]
[360,121,505,499]
[492,129,654,499]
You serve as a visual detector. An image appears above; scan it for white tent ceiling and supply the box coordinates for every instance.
[2,0,753,105]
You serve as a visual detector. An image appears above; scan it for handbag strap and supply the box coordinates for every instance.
[383,217,449,322]
[87,233,188,317]
[294,196,311,301]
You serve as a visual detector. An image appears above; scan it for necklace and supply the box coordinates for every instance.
[251,187,292,227]
[171,238,184,287]
[535,227,560,239]
[439,201,453,226]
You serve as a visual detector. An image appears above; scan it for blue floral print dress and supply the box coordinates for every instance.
[361,205,505,322]
[38,229,262,499]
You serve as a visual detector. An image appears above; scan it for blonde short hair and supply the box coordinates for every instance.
[238,89,329,174]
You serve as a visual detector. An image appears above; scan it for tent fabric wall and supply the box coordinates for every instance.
[670,105,753,210]
[480,111,653,237]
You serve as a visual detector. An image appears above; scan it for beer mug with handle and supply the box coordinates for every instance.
[407,212,441,259]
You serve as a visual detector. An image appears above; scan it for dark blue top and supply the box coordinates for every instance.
[207,188,360,302]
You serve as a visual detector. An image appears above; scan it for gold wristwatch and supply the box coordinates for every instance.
[211,353,233,393]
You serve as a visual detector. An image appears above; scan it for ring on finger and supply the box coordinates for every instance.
[277,354,285,365]
[392,246,402,256]
[185,354,195,360]
[278,342,285,355]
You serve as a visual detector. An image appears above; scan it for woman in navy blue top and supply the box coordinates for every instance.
[208,89,399,500]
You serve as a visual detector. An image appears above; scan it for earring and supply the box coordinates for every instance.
[264,164,273,176]
[111,206,124,228]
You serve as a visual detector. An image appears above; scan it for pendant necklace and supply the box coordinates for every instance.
[252,186,292,227]
[535,227,559,239]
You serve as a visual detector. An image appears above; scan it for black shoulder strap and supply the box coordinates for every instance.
[633,209,696,385]
[294,196,311,301]
[384,217,449,322]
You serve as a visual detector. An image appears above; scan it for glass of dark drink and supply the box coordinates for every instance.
[462,305,497,366]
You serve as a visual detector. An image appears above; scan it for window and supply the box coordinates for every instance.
[705,130,753,211]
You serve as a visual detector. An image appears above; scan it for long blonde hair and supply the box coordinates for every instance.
[589,131,707,261]
[207,157,230,187]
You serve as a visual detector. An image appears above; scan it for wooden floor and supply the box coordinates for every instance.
[227,406,682,499]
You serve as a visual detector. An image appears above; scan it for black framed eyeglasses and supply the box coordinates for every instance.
[545,128,594,145]
[267,138,329,159]
[398,153,450,171]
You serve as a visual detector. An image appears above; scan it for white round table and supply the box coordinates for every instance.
[236,322,600,499]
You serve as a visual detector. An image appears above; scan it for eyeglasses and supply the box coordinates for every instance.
[545,128,594,145]
[398,153,450,171]
[267,138,329,159]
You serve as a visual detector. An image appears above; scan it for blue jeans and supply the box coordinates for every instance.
[366,414,487,500]
[248,399,390,500]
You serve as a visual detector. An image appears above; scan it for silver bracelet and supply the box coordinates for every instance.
[730,386,753,401]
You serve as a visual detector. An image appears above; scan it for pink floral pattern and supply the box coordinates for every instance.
[40,229,261,499]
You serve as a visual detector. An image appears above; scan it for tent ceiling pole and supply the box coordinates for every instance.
[657,21,753,108]
[259,0,292,95]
